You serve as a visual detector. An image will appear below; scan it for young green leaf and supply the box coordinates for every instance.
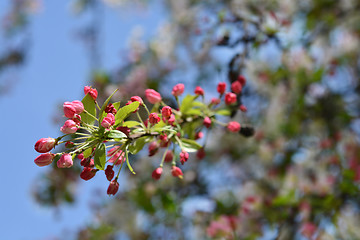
[128,136,151,154]
[94,143,106,170]
[114,101,140,126]
[216,109,231,116]
[107,130,127,139]
[180,138,202,152]
[83,147,93,158]
[80,94,97,125]
[99,89,118,123]
[123,121,141,128]
[180,94,197,114]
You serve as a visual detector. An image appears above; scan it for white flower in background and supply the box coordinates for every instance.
[150,22,176,60]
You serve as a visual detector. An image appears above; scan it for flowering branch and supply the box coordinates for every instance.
[34,79,249,195]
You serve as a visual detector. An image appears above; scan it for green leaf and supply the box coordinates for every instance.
[123,120,141,128]
[180,94,196,114]
[107,130,127,139]
[272,190,297,207]
[216,109,231,116]
[114,101,140,126]
[83,147,93,158]
[113,101,121,110]
[99,89,118,123]
[94,143,106,170]
[186,108,202,116]
[80,94,97,125]
[128,136,151,154]
[180,138,202,152]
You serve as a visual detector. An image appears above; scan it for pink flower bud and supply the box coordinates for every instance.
[217,82,226,94]
[171,166,183,178]
[57,153,73,168]
[60,119,79,134]
[211,98,221,105]
[105,165,115,181]
[301,222,317,238]
[72,114,82,125]
[196,148,206,160]
[71,100,84,114]
[224,92,237,105]
[180,150,189,165]
[172,83,185,97]
[80,167,97,181]
[107,146,125,165]
[149,113,160,125]
[105,103,117,115]
[203,117,212,128]
[148,141,159,156]
[152,167,163,180]
[107,179,119,195]
[145,89,162,104]
[101,113,115,128]
[231,81,242,94]
[35,137,56,153]
[227,121,241,132]
[77,153,84,160]
[84,86,98,100]
[239,104,247,112]
[195,131,203,140]
[65,141,74,148]
[80,158,94,168]
[237,75,246,86]
[167,114,176,125]
[63,101,76,118]
[194,86,204,96]
[130,96,144,105]
[159,134,169,147]
[34,153,55,167]
[164,150,173,162]
[161,106,172,120]
[116,126,130,137]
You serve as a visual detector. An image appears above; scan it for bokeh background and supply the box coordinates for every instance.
[1,0,360,239]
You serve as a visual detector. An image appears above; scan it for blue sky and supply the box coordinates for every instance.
[0,1,165,239]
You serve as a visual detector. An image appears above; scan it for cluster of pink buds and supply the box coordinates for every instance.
[34,80,249,195]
